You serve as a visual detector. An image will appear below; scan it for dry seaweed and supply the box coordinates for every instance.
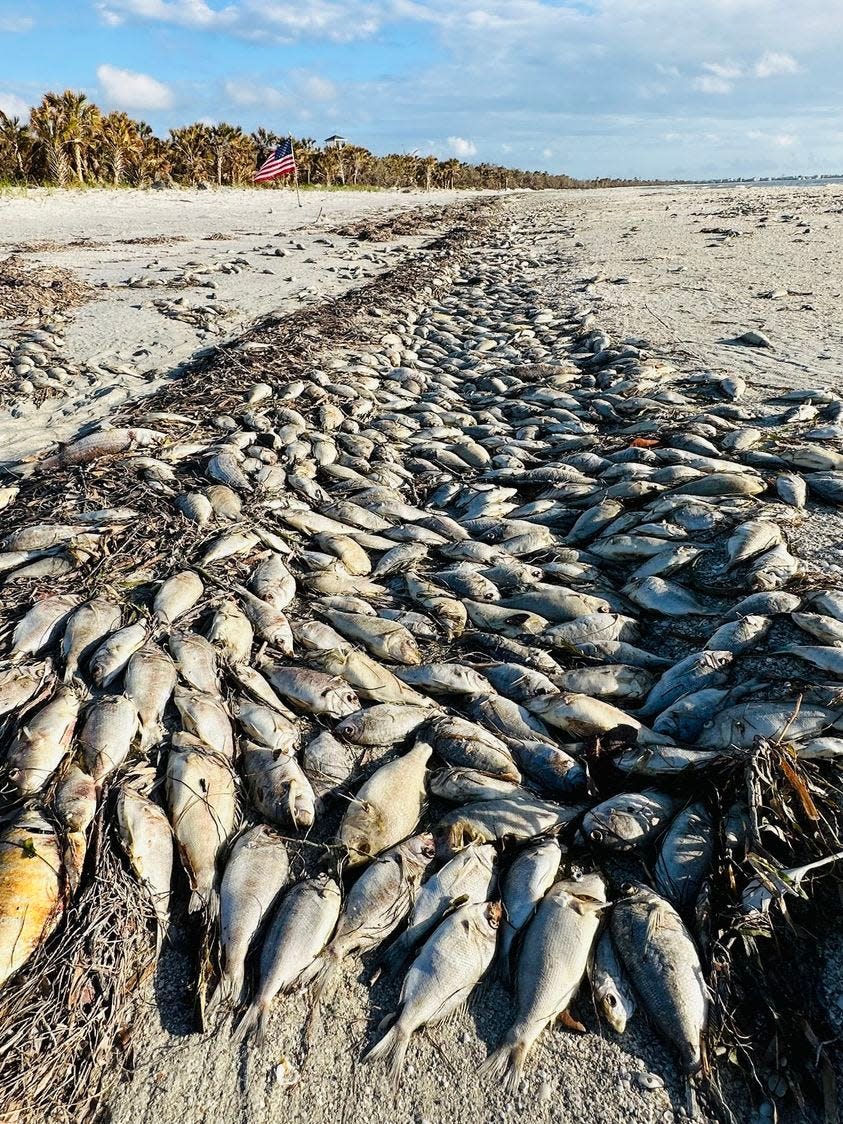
[0,804,157,1124]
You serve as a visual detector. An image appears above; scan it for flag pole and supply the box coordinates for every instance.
[289,133,302,208]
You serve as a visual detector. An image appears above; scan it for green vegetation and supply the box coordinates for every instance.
[0,89,652,191]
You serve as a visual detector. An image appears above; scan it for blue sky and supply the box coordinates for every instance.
[1,0,841,179]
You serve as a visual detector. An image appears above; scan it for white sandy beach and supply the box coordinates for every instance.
[0,186,469,465]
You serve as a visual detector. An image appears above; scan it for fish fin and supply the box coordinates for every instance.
[378,934,410,977]
[188,889,205,914]
[479,1041,526,1094]
[232,999,267,1047]
[557,1009,586,1035]
[644,901,670,948]
[310,949,341,1006]
[362,1024,408,1091]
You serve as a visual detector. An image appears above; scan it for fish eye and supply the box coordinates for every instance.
[607,995,618,1009]
[590,827,603,842]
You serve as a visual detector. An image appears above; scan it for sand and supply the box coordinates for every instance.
[0,186,469,467]
[3,183,842,1124]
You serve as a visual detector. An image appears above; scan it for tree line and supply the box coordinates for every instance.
[0,90,652,191]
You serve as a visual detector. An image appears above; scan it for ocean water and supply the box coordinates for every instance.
[710,176,843,188]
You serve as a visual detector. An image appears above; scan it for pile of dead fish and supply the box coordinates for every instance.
[2,208,843,1104]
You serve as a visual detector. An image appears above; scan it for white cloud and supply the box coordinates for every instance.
[774,132,796,146]
[97,64,174,110]
[299,75,336,102]
[0,92,30,120]
[693,74,735,94]
[224,79,288,109]
[98,0,381,40]
[447,136,477,157]
[702,62,743,79]
[754,51,799,78]
[97,0,236,29]
[0,16,33,31]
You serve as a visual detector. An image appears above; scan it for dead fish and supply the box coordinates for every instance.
[205,600,254,664]
[435,794,585,857]
[80,693,139,789]
[0,660,53,718]
[697,700,842,748]
[166,741,237,917]
[40,426,165,471]
[382,842,497,974]
[365,901,501,1087]
[12,594,81,658]
[589,930,636,1035]
[482,873,606,1089]
[60,598,122,681]
[168,630,219,693]
[776,645,843,676]
[241,740,315,829]
[6,686,80,795]
[726,519,783,568]
[124,644,177,751]
[265,665,359,718]
[311,647,430,708]
[117,784,174,950]
[174,686,234,757]
[624,576,719,617]
[428,714,521,781]
[654,802,713,913]
[582,790,678,851]
[316,835,435,989]
[497,837,562,979]
[302,731,355,807]
[396,662,496,697]
[336,703,432,746]
[704,615,771,654]
[233,874,342,1044]
[429,767,523,803]
[215,825,289,1006]
[234,694,298,753]
[0,811,64,988]
[249,552,296,610]
[525,692,644,738]
[639,650,733,719]
[555,664,654,702]
[89,622,148,687]
[339,739,431,863]
[319,609,421,665]
[611,883,708,1073]
[152,570,204,624]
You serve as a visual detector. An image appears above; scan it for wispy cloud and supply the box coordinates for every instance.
[0,92,30,119]
[0,16,33,31]
[97,64,174,110]
[755,51,799,78]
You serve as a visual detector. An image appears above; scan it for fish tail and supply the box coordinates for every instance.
[232,999,267,1047]
[495,928,515,986]
[362,1024,408,1090]
[479,1039,526,1093]
[310,949,341,1005]
[379,935,409,977]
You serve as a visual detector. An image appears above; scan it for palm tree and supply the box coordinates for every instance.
[293,136,317,185]
[209,122,241,185]
[29,92,72,186]
[441,158,461,189]
[58,90,99,182]
[0,112,32,181]
[168,123,211,184]
[419,154,437,191]
[344,144,373,186]
[250,127,279,169]
[98,111,142,185]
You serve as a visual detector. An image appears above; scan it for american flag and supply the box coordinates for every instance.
[254,138,296,183]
